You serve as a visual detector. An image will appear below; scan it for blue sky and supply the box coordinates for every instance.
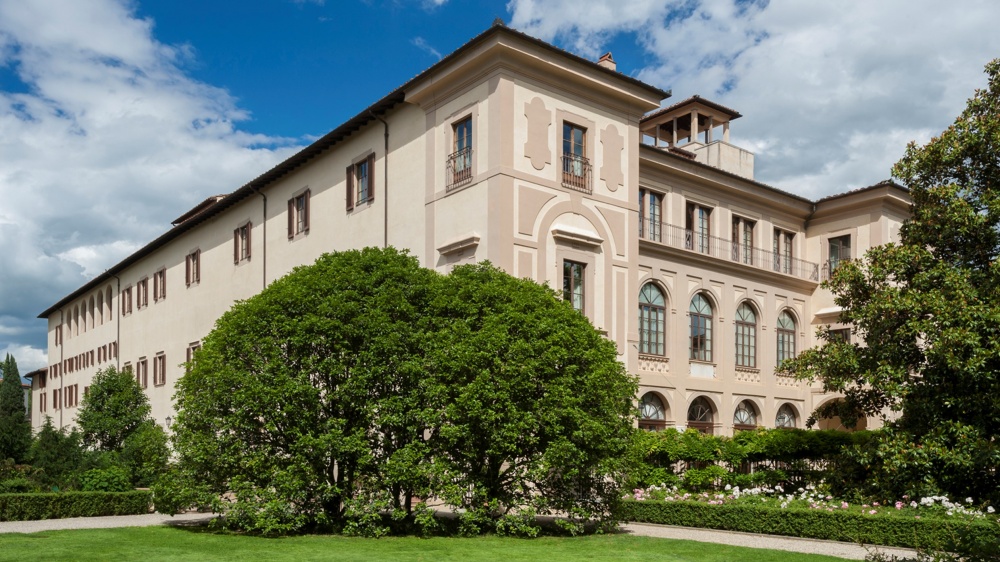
[1,0,1000,372]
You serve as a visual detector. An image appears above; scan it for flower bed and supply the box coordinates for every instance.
[620,485,1000,550]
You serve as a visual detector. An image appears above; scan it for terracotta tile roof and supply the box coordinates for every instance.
[642,95,743,123]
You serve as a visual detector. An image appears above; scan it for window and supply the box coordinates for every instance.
[448,117,473,189]
[53,389,60,410]
[39,392,46,413]
[346,154,375,210]
[689,293,713,362]
[732,216,755,264]
[186,341,201,374]
[55,325,62,346]
[686,203,712,254]
[153,268,166,302]
[776,311,797,364]
[773,229,794,273]
[830,328,851,343]
[733,400,758,430]
[562,260,585,313]
[121,287,133,315]
[561,122,590,192]
[638,283,666,356]
[639,188,663,242]
[137,278,149,308]
[735,303,757,368]
[827,234,851,276]
[136,358,148,389]
[186,250,201,286]
[639,393,667,431]
[234,222,252,263]
[288,190,311,238]
[687,396,715,434]
[38,372,46,389]
[775,404,797,428]
[153,353,166,386]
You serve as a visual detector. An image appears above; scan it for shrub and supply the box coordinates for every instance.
[618,500,1000,551]
[0,491,152,521]
[120,421,169,487]
[80,467,132,492]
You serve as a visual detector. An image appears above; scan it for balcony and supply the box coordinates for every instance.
[641,221,820,282]
[561,153,592,194]
[446,147,473,192]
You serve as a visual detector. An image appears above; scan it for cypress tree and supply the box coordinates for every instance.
[0,354,32,463]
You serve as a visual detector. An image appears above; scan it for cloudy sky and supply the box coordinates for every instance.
[1,0,998,373]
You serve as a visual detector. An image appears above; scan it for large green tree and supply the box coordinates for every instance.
[76,365,152,452]
[784,59,1000,504]
[0,354,31,463]
[161,248,637,535]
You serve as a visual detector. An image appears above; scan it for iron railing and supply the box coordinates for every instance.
[561,153,592,194]
[640,223,820,281]
[446,147,473,192]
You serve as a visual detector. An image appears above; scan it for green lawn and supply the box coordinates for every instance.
[0,526,848,562]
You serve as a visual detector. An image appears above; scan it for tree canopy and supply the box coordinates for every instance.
[0,354,31,463]
[160,247,637,535]
[784,59,1000,504]
[76,365,152,452]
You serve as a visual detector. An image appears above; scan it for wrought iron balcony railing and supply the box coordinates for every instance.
[640,221,820,281]
[446,147,473,192]
[561,153,592,194]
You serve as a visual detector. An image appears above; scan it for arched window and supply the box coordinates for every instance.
[733,400,758,431]
[106,286,113,320]
[687,396,715,434]
[735,302,757,368]
[639,283,666,356]
[689,294,713,361]
[639,392,667,431]
[97,291,104,325]
[73,305,80,336]
[775,404,797,428]
[89,296,96,329]
[777,311,797,364]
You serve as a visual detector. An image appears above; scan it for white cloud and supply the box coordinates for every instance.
[412,36,443,60]
[0,343,47,374]
[508,0,1000,197]
[0,0,300,354]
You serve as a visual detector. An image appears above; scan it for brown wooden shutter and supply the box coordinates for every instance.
[246,222,252,260]
[304,190,311,232]
[346,165,354,211]
[368,153,376,202]
[185,255,191,286]
[162,271,165,298]
[233,228,239,264]
[287,198,294,238]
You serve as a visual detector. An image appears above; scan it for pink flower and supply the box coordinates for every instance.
[869,509,877,515]
[895,502,903,510]
[915,516,921,519]
[873,502,880,507]
[841,502,849,509]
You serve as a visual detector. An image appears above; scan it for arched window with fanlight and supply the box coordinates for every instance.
[639,392,668,431]
[777,311,797,365]
[639,283,666,356]
[775,404,797,428]
[735,302,757,368]
[733,400,759,431]
[689,294,713,361]
[687,396,715,434]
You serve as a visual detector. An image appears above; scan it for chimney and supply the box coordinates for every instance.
[598,52,616,71]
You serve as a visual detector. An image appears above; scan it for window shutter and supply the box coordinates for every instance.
[233,228,239,264]
[368,154,376,202]
[346,165,354,211]
[162,271,165,298]
[247,222,252,260]
[287,199,294,238]
[304,190,311,232]
[185,255,191,286]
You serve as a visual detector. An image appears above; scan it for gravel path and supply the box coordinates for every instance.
[0,513,919,560]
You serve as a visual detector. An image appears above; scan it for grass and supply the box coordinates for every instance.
[0,526,849,562]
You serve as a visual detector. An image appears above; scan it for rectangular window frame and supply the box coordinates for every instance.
[448,116,474,190]
[827,234,851,276]
[639,188,663,242]
[121,286,133,316]
[153,352,166,387]
[346,154,375,211]
[287,190,311,238]
[562,260,586,314]
[153,268,166,302]
[185,250,201,286]
[561,121,591,192]
[137,357,148,389]
[234,222,252,264]
[686,203,713,254]
[137,277,149,309]
[732,216,755,265]
[773,228,795,274]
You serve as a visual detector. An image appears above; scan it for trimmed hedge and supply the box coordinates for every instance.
[0,491,152,521]
[618,500,1000,550]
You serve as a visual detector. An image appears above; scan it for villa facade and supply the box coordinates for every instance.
[30,24,910,436]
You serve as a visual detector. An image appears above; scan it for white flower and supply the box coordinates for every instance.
[966,497,974,504]
[725,484,731,491]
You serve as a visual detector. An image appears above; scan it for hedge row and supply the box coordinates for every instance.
[0,491,152,521]
[618,500,1000,550]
